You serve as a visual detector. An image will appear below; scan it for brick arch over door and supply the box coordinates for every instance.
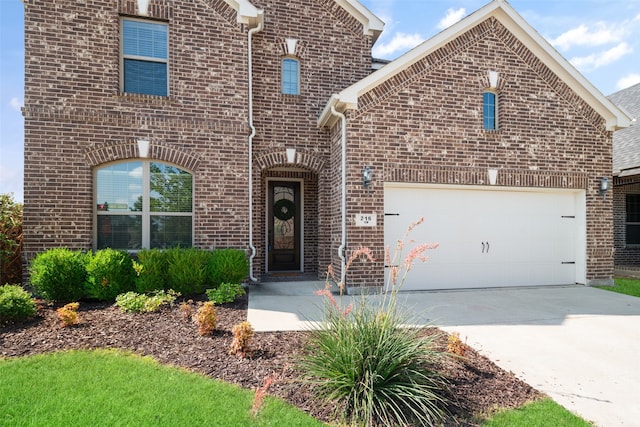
[255,149,325,174]
[84,140,202,171]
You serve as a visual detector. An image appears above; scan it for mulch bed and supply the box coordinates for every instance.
[0,293,542,425]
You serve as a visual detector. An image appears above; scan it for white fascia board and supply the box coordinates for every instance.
[326,0,632,131]
[335,0,384,43]
[223,0,263,26]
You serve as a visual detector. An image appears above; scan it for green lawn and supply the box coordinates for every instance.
[0,349,323,427]
[596,277,640,297]
[482,398,592,427]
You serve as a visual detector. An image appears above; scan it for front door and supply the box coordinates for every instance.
[268,181,301,271]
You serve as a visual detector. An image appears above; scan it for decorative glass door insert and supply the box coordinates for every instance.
[268,181,301,271]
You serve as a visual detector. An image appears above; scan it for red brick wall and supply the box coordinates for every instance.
[333,17,614,287]
[22,0,373,281]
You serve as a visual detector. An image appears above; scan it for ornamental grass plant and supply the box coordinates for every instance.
[300,218,448,427]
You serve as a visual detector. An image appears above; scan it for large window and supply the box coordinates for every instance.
[96,161,192,250]
[122,19,168,96]
[483,91,497,130]
[281,58,300,95]
[626,194,640,245]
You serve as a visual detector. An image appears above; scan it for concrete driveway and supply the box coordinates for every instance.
[247,283,640,427]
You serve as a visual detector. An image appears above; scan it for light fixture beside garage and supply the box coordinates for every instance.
[599,177,610,200]
[363,166,373,189]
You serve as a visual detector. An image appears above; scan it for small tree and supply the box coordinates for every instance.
[0,194,23,284]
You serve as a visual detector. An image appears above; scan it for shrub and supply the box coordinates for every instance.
[0,284,36,324]
[166,248,208,296]
[29,248,87,303]
[206,249,248,287]
[115,290,179,314]
[230,321,254,357]
[205,283,245,305]
[194,301,217,335]
[300,219,448,427]
[179,299,194,321]
[56,302,80,327]
[447,332,468,357]
[85,249,136,301]
[134,249,168,293]
[0,194,22,285]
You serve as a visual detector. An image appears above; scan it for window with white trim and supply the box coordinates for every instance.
[483,91,497,130]
[281,57,300,95]
[96,161,192,250]
[121,18,169,96]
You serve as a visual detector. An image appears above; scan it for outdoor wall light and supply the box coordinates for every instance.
[363,166,373,189]
[600,177,610,200]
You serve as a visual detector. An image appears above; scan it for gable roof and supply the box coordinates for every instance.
[318,0,632,132]
[224,0,383,40]
[609,83,640,176]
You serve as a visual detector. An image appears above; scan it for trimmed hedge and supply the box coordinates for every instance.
[28,247,249,302]
[0,284,37,324]
[29,248,87,303]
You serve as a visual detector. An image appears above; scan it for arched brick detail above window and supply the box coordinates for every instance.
[255,149,325,174]
[84,140,201,171]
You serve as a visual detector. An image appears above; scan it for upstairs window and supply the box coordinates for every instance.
[282,58,300,95]
[96,161,192,250]
[122,19,168,96]
[483,91,497,130]
[626,194,640,245]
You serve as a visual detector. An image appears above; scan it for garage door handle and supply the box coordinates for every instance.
[486,242,490,253]
[482,241,490,253]
[482,242,485,253]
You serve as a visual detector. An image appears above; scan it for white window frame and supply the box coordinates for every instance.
[120,17,170,96]
[94,160,193,251]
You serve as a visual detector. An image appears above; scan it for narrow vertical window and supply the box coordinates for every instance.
[122,19,169,96]
[282,58,300,95]
[483,91,497,130]
[626,194,640,245]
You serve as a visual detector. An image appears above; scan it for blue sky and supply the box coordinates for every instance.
[1,0,639,203]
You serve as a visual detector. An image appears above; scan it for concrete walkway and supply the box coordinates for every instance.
[247,282,640,427]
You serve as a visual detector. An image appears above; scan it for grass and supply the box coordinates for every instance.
[482,398,593,426]
[596,277,640,297]
[0,349,323,427]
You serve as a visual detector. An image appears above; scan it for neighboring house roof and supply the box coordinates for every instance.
[318,0,632,132]
[224,0,384,40]
[609,83,640,177]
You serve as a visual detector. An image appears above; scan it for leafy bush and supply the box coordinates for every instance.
[134,249,168,293]
[194,301,217,335]
[166,248,209,296]
[230,321,254,357]
[0,194,22,285]
[206,249,248,287]
[205,283,245,305]
[0,284,36,324]
[300,220,448,427]
[115,290,179,313]
[29,248,87,303]
[85,249,135,301]
[56,302,80,327]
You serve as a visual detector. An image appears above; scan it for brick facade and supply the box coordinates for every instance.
[328,17,614,287]
[23,1,617,287]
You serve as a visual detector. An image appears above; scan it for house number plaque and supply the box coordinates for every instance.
[355,213,377,227]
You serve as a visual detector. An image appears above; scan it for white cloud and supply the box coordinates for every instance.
[616,73,640,90]
[373,32,424,58]
[550,23,622,51]
[9,97,21,112]
[570,42,632,70]
[436,7,466,31]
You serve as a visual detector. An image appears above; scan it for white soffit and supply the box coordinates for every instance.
[335,0,384,43]
[319,0,632,131]
[223,0,263,26]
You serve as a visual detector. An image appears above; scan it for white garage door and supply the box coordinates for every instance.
[384,184,585,290]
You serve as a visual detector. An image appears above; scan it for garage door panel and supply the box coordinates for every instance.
[384,185,579,290]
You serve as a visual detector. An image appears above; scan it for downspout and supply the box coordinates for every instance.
[248,19,263,282]
[330,105,347,287]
